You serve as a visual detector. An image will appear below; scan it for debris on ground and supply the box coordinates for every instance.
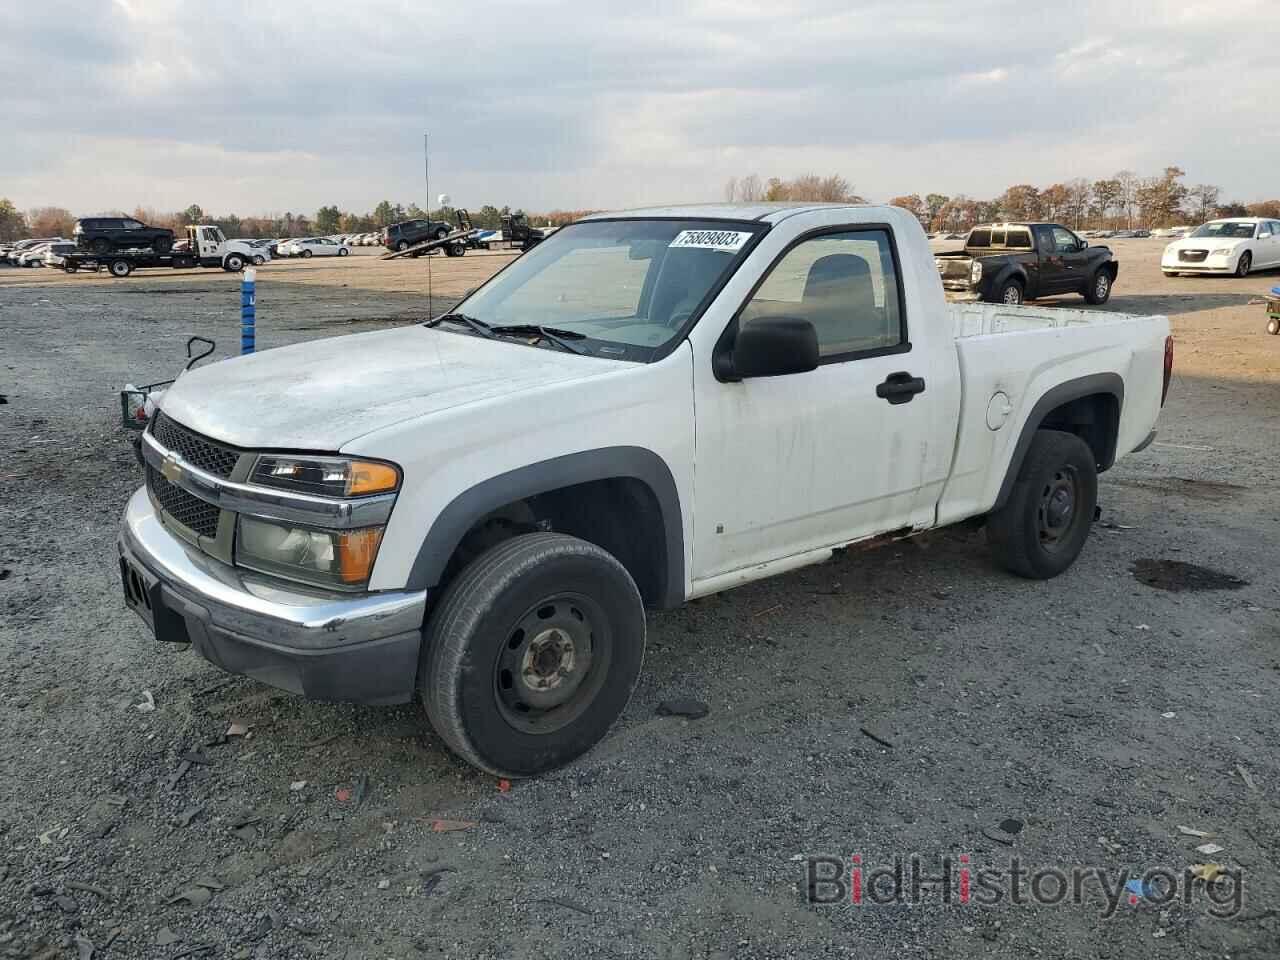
[156,928,181,946]
[981,826,1016,847]
[167,884,214,907]
[859,725,895,749]
[289,780,308,792]
[430,819,478,833]
[1178,825,1213,838]
[998,818,1024,835]
[1195,842,1225,856]
[135,690,156,713]
[177,804,204,827]
[225,722,249,737]
[1161,711,1176,719]
[497,779,511,793]
[167,759,193,791]
[335,787,352,803]
[656,698,710,719]
[377,879,391,890]
[65,881,110,900]
[421,866,454,896]
[1236,764,1258,791]
[74,935,94,960]
[1191,863,1225,882]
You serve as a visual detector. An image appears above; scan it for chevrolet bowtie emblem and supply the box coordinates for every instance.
[161,454,183,483]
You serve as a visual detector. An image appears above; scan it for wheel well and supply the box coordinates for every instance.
[438,477,669,607]
[1037,392,1119,472]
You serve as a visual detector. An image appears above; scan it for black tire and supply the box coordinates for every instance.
[64,263,78,273]
[91,238,112,255]
[994,279,1024,305]
[435,227,449,241]
[153,237,172,255]
[396,240,409,252]
[1083,269,1113,304]
[1267,316,1280,336]
[302,249,313,258]
[252,254,265,266]
[108,259,132,278]
[421,532,646,778]
[224,253,245,272]
[987,430,1098,579]
[338,247,349,256]
[1235,252,1252,278]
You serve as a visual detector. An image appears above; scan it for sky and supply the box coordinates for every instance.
[3,0,1279,216]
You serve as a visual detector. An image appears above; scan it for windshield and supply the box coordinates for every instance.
[1189,221,1256,239]
[452,218,766,361]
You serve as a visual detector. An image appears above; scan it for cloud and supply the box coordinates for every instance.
[2,0,1278,214]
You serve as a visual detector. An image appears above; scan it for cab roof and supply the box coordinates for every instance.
[581,202,875,224]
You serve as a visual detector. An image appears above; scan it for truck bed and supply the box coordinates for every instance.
[936,301,1170,528]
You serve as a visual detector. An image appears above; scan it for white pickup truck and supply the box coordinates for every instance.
[117,203,1173,777]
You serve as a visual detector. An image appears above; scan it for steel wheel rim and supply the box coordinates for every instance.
[1037,466,1079,550]
[1003,285,1021,304]
[493,592,610,734]
[1096,274,1109,298]
[1238,254,1250,277]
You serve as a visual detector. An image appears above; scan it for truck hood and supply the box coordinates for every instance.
[157,325,626,450]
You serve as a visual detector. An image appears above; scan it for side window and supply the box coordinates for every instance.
[739,229,905,360]
[122,219,142,230]
[1051,227,1078,252]
[990,229,1007,246]
[968,228,991,247]
[1007,229,1033,249]
[1260,222,1273,238]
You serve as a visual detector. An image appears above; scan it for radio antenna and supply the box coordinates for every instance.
[424,132,433,318]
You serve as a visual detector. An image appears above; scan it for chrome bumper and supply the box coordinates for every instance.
[118,488,427,703]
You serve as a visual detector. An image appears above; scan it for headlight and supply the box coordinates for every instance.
[237,516,385,589]
[970,261,983,284]
[1210,247,1235,257]
[250,455,400,497]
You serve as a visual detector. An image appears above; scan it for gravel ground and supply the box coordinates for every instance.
[1,244,1278,959]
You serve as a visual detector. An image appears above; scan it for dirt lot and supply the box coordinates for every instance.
[2,241,1278,959]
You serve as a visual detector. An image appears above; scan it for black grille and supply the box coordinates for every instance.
[148,466,220,539]
[1179,249,1208,263]
[151,412,241,478]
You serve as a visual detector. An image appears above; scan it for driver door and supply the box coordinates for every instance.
[690,226,943,582]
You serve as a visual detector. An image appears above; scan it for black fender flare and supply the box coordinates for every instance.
[985,263,1028,300]
[993,373,1124,510]
[406,446,685,607]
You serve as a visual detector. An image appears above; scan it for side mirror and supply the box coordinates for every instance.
[1078,239,1089,251]
[717,316,820,381]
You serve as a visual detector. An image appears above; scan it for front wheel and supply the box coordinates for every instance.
[1083,269,1112,304]
[1236,252,1252,278]
[224,253,245,272]
[1267,316,1280,336]
[396,240,409,252]
[986,430,1098,579]
[421,533,646,778]
[108,259,132,278]
[252,254,265,265]
[338,247,349,256]
[435,227,449,241]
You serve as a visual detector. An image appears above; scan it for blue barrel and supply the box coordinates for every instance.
[241,268,256,354]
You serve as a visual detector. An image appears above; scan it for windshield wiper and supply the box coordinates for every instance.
[423,312,495,338]
[490,324,588,355]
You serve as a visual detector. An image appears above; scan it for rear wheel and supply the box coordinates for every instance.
[252,254,265,265]
[64,262,78,273]
[108,259,132,278]
[1267,316,1280,336]
[302,249,313,258]
[1083,269,1112,304]
[1235,252,1252,278]
[987,430,1098,579]
[421,532,646,778]
[996,279,1024,305]
[396,240,409,252]
[338,247,349,256]
[435,227,449,241]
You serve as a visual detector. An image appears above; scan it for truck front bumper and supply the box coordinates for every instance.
[117,488,427,705]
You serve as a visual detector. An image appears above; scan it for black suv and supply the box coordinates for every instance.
[382,218,452,252]
[74,217,175,255]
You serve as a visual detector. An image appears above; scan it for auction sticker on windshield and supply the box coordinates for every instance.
[669,229,753,252]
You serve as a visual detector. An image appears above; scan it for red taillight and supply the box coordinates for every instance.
[1161,335,1173,406]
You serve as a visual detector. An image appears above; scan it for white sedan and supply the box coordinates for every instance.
[289,237,350,258]
[1162,217,1280,277]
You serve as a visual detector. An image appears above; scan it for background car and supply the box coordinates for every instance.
[5,237,64,265]
[41,242,78,268]
[1162,217,1280,277]
[73,217,174,254]
[16,242,54,267]
[291,237,349,258]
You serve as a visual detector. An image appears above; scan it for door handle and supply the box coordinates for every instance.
[876,372,926,405]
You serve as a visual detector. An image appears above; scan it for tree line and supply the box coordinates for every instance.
[0,199,592,243]
[4,166,1279,244]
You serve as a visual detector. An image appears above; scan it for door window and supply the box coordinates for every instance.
[739,229,905,360]
[1051,227,1078,252]
[121,220,143,230]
